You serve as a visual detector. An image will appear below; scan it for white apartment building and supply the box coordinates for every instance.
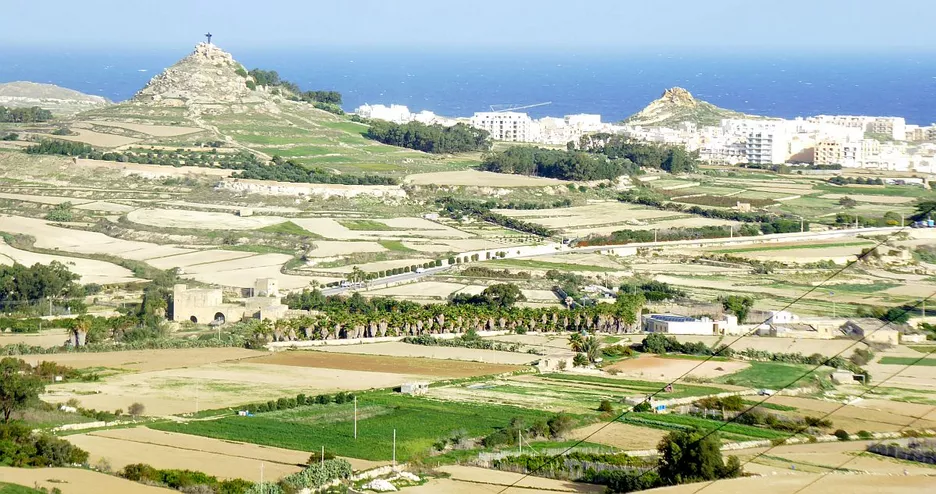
[565,114,602,131]
[745,127,789,165]
[470,111,533,142]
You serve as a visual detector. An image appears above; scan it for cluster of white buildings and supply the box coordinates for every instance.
[628,115,936,173]
[355,103,936,172]
[354,104,616,145]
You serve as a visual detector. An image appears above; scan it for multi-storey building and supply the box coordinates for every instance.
[469,111,533,142]
[744,127,789,165]
[867,117,906,141]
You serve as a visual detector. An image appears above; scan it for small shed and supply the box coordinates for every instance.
[400,382,429,395]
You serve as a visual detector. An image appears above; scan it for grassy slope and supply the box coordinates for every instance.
[151,393,560,461]
[878,357,936,367]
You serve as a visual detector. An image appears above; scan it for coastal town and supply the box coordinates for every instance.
[357,87,936,173]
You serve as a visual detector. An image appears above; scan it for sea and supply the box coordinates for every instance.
[2,48,935,124]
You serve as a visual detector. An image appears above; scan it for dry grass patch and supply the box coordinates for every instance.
[126,208,286,230]
[0,466,173,494]
[87,120,203,137]
[40,129,139,147]
[567,422,667,451]
[254,350,524,376]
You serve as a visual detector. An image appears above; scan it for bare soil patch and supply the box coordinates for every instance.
[0,466,173,494]
[0,328,70,348]
[431,466,604,493]
[306,241,386,258]
[643,473,932,494]
[0,242,141,284]
[74,159,234,178]
[568,422,667,450]
[41,129,139,147]
[88,120,203,137]
[606,355,749,381]
[127,208,286,230]
[310,342,537,365]
[18,347,261,372]
[254,350,523,377]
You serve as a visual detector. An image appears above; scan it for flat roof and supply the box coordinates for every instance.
[649,314,698,323]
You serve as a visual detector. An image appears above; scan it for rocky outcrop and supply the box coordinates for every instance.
[624,87,769,128]
[132,43,266,107]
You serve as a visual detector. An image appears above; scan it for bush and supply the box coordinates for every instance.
[834,429,850,441]
[45,202,74,222]
[598,400,614,413]
[572,353,589,367]
[245,80,257,90]
[633,401,652,413]
[857,430,873,440]
[547,412,575,438]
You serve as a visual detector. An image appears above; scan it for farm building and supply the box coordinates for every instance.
[400,382,429,395]
[642,314,737,336]
[172,278,290,324]
[840,319,901,346]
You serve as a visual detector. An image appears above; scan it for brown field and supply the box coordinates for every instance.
[406,170,571,187]
[305,240,387,258]
[74,158,235,178]
[19,347,262,372]
[606,355,749,381]
[766,396,936,433]
[67,427,386,481]
[0,192,94,205]
[420,466,605,493]
[0,242,141,284]
[126,208,286,230]
[310,341,537,365]
[643,473,934,494]
[42,129,139,147]
[0,466,174,493]
[0,328,71,348]
[568,422,668,451]
[254,350,523,377]
[42,361,435,416]
[87,121,203,137]
[736,440,936,476]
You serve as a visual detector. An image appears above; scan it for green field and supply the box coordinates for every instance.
[0,484,44,494]
[258,221,318,237]
[339,219,394,231]
[257,145,333,157]
[151,393,558,461]
[539,374,727,400]
[379,240,416,253]
[622,412,787,441]
[878,357,936,367]
[713,241,872,255]
[486,259,615,273]
[715,362,832,389]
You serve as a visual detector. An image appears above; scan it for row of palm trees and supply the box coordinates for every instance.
[250,302,644,343]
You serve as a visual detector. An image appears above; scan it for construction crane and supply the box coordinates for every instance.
[489,102,552,113]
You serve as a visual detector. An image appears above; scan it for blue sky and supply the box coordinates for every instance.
[4,0,934,52]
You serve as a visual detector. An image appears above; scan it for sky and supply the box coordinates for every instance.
[3,0,935,52]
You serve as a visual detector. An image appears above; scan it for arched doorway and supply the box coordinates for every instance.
[213,312,226,325]
[190,316,198,323]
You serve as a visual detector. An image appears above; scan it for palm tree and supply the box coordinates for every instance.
[568,333,584,352]
[582,336,602,363]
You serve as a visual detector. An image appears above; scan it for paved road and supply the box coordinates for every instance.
[320,226,901,295]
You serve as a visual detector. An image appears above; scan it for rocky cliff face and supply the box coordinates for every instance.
[132,43,266,107]
[624,87,765,128]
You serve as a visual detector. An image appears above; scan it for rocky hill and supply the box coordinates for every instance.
[0,81,109,114]
[623,87,767,128]
[132,43,268,108]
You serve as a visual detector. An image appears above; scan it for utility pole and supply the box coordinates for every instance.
[195,381,199,414]
[518,431,522,455]
[260,463,264,494]
[321,446,325,468]
[800,217,804,233]
[392,429,397,468]
[354,396,358,439]
[654,229,658,243]
[49,297,52,317]
[901,213,905,228]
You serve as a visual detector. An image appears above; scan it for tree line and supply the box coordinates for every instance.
[365,120,491,154]
[438,197,555,237]
[233,157,398,185]
[0,261,90,316]
[0,106,53,123]
[578,134,699,174]
[479,145,639,181]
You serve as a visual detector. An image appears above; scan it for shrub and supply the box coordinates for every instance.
[245,80,257,90]
[572,353,589,367]
[128,402,145,418]
[834,429,850,441]
[857,430,873,440]
[633,401,652,413]
[598,400,614,413]
[315,394,331,405]
[547,412,575,438]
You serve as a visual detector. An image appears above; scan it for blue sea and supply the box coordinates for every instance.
[2,49,935,124]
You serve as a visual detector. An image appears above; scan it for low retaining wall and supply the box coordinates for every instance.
[266,330,513,350]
